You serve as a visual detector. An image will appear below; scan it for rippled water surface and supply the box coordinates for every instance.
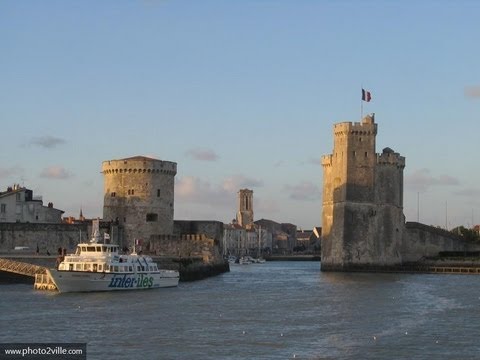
[1,262,480,359]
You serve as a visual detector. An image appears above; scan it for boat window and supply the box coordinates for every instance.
[81,246,87,252]
[96,246,101,252]
[102,246,107,252]
[98,264,103,271]
[105,265,109,272]
[69,264,74,271]
[75,247,81,255]
[75,264,82,271]
[93,264,98,272]
[113,266,119,272]
[87,246,95,252]
[137,266,141,271]
[128,266,133,272]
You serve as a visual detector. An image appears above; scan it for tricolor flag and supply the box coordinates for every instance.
[362,89,372,102]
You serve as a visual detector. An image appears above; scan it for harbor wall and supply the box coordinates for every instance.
[0,223,89,253]
[402,222,480,262]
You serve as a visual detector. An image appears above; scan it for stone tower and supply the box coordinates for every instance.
[321,115,405,270]
[102,156,177,245]
[236,189,254,227]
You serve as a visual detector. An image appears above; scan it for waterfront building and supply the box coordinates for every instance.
[0,184,64,223]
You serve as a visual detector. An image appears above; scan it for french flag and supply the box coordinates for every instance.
[362,89,372,102]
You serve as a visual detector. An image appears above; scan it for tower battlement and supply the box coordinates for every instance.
[102,156,177,176]
[333,115,377,137]
[376,148,406,168]
[321,155,333,167]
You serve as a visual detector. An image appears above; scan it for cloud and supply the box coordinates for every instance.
[185,148,218,161]
[176,176,231,205]
[405,168,460,192]
[454,188,480,197]
[465,86,480,99]
[39,166,73,179]
[222,175,264,192]
[0,166,23,179]
[284,181,321,201]
[176,174,264,206]
[30,136,66,149]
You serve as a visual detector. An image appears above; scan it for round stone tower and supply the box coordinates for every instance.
[102,156,177,245]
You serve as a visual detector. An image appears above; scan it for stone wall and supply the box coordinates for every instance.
[0,223,88,253]
[173,220,224,246]
[402,222,480,262]
[148,234,222,264]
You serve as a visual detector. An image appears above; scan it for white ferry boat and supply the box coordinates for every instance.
[46,230,179,293]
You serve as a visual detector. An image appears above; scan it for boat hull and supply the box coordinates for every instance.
[47,269,179,293]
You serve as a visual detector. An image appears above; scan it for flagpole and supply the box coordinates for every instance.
[360,86,363,120]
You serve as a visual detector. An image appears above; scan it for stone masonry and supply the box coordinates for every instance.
[102,156,177,245]
[321,114,406,270]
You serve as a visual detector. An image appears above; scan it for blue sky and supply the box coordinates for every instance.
[1,0,479,229]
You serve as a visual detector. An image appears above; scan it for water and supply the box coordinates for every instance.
[1,262,480,359]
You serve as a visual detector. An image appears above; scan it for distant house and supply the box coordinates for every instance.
[0,184,64,223]
[295,227,322,253]
[255,219,297,254]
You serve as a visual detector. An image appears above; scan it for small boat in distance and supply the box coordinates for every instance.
[46,229,179,293]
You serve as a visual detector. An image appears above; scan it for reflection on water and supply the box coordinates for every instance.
[1,262,479,360]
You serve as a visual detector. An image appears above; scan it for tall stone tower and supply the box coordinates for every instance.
[321,115,405,270]
[236,189,254,227]
[102,156,177,245]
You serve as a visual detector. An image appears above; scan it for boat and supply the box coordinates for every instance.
[46,230,179,293]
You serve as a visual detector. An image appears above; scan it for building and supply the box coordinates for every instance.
[254,219,296,254]
[223,189,274,256]
[102,156,177,245]
[0,184,64,223]
[236,189,254,227]
[321,114,405,270]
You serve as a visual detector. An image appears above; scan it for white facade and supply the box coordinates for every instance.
[223,224,272,256]
[0,185,64,223]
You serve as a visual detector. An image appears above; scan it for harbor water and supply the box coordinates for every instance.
[1,261,479,359]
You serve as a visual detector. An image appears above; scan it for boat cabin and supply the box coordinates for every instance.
[58,242,159,273]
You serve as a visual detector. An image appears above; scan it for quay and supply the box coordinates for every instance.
[265,255,321,261]
[321,262,480,275]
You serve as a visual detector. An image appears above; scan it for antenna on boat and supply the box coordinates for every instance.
[90,218,102,244]
[132,239,137,255]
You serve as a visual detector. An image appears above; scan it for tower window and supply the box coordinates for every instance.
[353,151,356,157]
[111,192,116,197]
[365,152,368,158]
[146,213,158,222]
[157,189,161,197]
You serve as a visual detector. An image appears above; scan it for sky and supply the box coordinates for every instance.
[1,0,479,230]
